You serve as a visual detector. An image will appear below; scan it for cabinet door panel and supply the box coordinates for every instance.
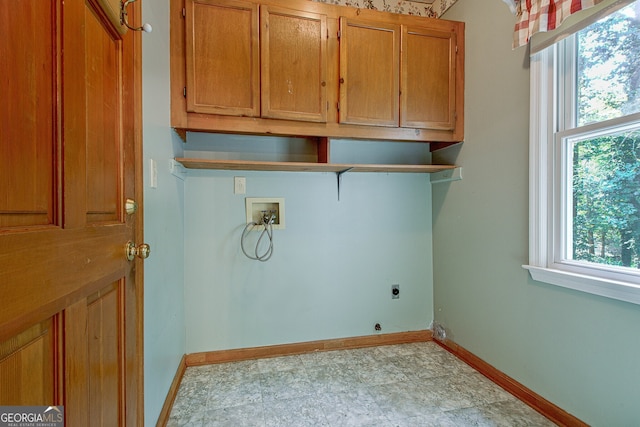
[401,26,456,130]
[186,0,260,116]
[339,18,400,127]
[261,6,327,122]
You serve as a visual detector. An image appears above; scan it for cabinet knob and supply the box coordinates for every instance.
[339,78,344,84]
[321,81,326,87]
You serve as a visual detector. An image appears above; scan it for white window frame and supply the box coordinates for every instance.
[525,34,640,306]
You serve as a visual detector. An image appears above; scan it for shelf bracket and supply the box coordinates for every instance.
[170,159,188,181]
[430,167,463,184]
[336,168,353,201]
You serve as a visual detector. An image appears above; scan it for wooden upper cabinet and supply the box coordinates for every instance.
[339,18,400,127]
[401,25,457,130]
[261,6,328,122]
[172,0,465,143]
[185,0,260,116]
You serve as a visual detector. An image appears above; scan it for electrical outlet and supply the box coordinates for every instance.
[392,284,399,299]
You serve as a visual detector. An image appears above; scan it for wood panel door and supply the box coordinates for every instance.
[338,18,400,127]
[261,6,328,122]
[186,0,260,116]
[401,25,457,130]
[0,0,143,424]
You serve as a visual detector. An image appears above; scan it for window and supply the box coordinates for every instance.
[526,1,640,305]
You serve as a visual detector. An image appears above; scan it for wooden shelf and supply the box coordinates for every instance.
[175,158,455,173]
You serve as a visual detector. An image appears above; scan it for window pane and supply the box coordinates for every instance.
[577,2,640,126]
[571,127,640,268]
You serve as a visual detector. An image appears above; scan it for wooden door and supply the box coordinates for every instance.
[261,6,328,122]
[0,0,143,424]
[186,0,260,116]
[401,25,457,130]
[339,18,400,127]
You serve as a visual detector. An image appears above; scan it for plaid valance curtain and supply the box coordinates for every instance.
[506,0,604,47]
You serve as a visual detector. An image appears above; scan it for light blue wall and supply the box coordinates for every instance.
[182,135,434,353]
[139,1,435,416]
[435,1,640,425]
[142,0,186,423]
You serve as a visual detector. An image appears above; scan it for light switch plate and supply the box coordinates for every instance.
[150,159,158,188]
[234,177,246,194]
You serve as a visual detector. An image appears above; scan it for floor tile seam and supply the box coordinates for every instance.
[203,401,264,414]
[258,363,360,395]
[261,394,333,426]
[260,385,321,405]
[202,397,268,421]
[324,386,392,425]
[402,373,454,387]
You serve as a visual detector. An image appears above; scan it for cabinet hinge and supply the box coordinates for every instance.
[183,87,187,98]
[455,45,458,53]
[337,102,340,111]
[182,7,186,17]
[337,30,341,39]
[327,29,329,39]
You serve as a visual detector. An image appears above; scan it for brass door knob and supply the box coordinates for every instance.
[126,241,151,261]
[125,198,138,215]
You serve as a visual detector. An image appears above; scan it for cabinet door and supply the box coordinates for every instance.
[186,0,260,116]
[401,26,457,130]
[339,18,400,127]
[261,6,327,122]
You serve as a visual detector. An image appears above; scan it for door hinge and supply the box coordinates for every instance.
[182,7,186,17]
[183,87,187,98]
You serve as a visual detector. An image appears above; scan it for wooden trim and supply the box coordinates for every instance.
[174,158,455,173]
[430,142,459,152]
[155,354,188,427]
[179,113,461,143]
[435,338,588,427]
[127,1,145,424]
[317,137,330,164]
[186,330,432,366]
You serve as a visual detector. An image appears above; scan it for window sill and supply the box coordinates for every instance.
[523,265,640,306]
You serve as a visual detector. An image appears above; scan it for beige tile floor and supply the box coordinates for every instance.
[167,341,556,426]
